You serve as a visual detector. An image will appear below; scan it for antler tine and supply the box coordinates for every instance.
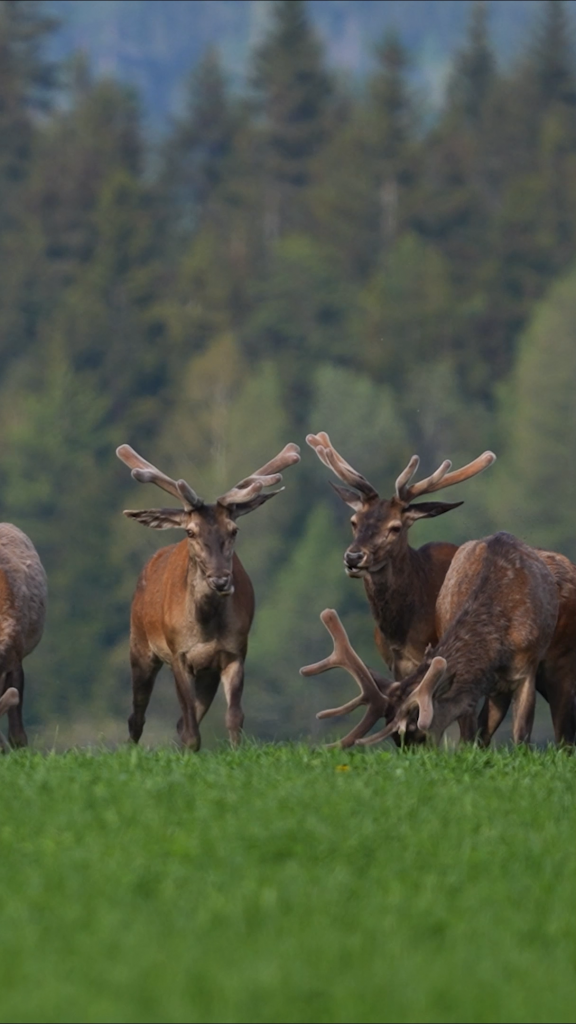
[116,445,204,509]
[404,451,497,501]
[356,656,447,746]
[306,434,333,471]
[300,609,390,747]
[251,442,301,479]
[306,433,378,501]
[395,455,420,499]
[218,443,300,507]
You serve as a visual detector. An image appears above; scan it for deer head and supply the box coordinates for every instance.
[300,609,446,748]
[307,432,495,577]
[117,443,300,596]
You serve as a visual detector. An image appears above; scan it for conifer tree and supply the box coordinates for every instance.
[162,47,238,232]
[251,0,332,238]
[368,30,416,249]
[0,1,56,229]
[531,0,576,111]
[445,1,495,126]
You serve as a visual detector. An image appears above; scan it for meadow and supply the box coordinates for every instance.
[1,744,576,1023]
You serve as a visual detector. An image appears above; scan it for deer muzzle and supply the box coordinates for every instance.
[344,550,367,576]
[208,575,234,595]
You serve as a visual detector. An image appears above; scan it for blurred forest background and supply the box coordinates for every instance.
[2,0,576,744]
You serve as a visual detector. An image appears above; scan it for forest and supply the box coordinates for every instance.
[1,0,576,742]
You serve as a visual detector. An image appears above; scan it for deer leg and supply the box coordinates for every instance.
[128,649,162,744]
[220,659,245,748]
[511,674,536,745]
[457,712,478,744]
[2,665,27,748]
[542,662,576,746]
[172,659,201,752]
[193,670,220,724]
[477,694,511,747]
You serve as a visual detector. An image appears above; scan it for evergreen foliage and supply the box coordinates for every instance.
[1,0,576,739]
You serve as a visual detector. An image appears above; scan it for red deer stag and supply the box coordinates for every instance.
[302,533,558,748]
[117,442,300,750]
[0,525,47,748]
[307,432,495,740]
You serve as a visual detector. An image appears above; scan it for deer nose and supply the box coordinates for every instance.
[209,575,232,593]
[344,550,365,569]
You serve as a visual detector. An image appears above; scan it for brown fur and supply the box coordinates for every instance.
[307,434,494,741]
[478,548,576,746]
[365,533,559,746]
[118,443,299,750]
[305,533,559,750]
[0,524,47,748]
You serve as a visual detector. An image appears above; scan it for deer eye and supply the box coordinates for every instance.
[350,517,358,529]
[388,522,402,535]
[230,525,239,538]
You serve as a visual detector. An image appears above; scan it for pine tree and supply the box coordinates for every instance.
[368,30,416,249]
[490,264,576,561]
[445,1,496,126]
[162,47,238,232]
[531,0,576,111]
[251,0,332,238]
[0,0,57,228]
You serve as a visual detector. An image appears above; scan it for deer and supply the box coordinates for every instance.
[306,432,495,741]
[302,532,559,749]
[116,442,300,750]
[478,548,576,747]
[0,524,47,748]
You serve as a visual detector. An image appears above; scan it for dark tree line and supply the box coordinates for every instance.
[0,0,576,739]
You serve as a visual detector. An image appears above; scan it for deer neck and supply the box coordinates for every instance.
[363,544,428,657]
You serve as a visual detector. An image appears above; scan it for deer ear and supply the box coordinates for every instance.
[404,500,463,523]
[225,490,282,519]
[329,481,365,511]
[123,508,190,530]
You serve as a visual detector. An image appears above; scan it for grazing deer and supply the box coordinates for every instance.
[479,548,576,746]
[307,432,495,740]
[302,533,558,748]
[0,525,47,748]
[117,442,300,750]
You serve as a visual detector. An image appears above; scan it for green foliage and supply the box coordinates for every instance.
[3,746,576,1021]
[251,0,333,236]
[358,232,454,380]
[489,265,576,559]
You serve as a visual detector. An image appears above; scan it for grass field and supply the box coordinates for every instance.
[1,744,576,1024]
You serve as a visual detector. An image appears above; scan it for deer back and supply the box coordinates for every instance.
[419,533,559,734]
[0,524,47,659]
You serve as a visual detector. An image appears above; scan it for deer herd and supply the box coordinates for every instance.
[0,430,574,754]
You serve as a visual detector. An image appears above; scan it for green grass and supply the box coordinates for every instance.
[1,744,576,1023]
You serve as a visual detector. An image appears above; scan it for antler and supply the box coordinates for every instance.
[306,433,378,501]
[0,687,19,754]
[116,445,204,510]
[395,451,496,502]
[300,609,390,748]
[217,443,301,507]
[357,656,447,746]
